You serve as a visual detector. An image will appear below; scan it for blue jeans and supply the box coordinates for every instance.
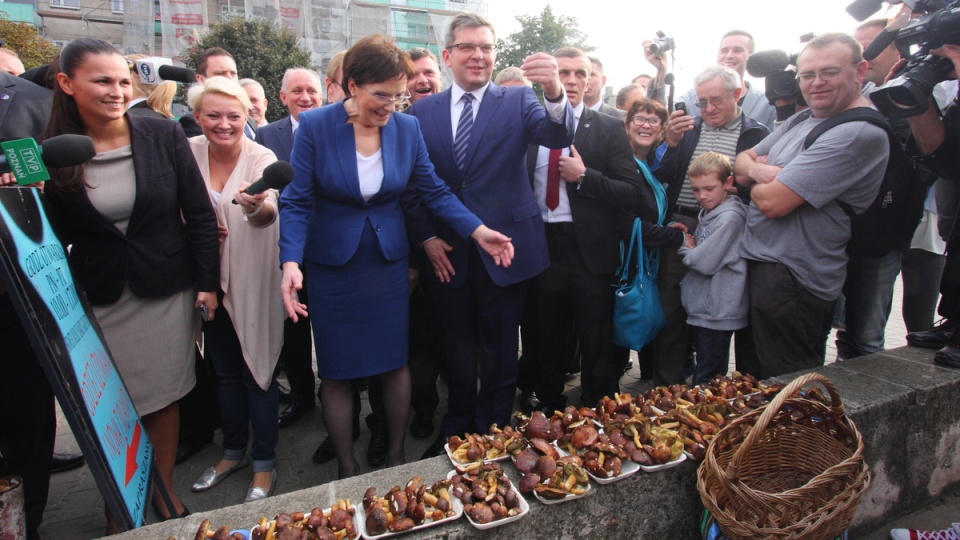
[204,292,279,473]
[835,249,903,359]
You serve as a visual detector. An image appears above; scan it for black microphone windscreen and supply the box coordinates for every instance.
[39,135,96,168]
[863,29,899,61]
[746,50,791,78]
[262,161,295,190]
[157,65,196,84]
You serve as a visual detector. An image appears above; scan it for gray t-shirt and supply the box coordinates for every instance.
[739,114,888,300]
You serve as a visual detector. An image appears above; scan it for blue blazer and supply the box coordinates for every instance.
[257,115,294,163]
[279,103,482,268]
[407,82,575,287]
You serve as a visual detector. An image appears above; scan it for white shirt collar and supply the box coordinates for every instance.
[587,100,602,112]
[290,115,300,132]
[451,81,490,106]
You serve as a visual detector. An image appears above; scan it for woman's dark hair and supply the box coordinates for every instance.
[341,34,415,98]
[43,38,120,190]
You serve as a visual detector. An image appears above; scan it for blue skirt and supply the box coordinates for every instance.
[306,221,408,380]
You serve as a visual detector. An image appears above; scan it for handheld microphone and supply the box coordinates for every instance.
[0,135,96,175]
[746,50,791,78]
[157,65,197,84]
[231,161,295,204]
[135,58,196,84]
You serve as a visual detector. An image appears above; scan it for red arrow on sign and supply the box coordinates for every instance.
[125,422,141,486]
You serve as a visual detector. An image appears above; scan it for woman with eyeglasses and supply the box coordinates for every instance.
[279,34,514,479]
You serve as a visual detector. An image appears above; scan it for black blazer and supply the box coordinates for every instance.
[527,107,653,275]
[0,71,51,142]
[44,114,219,305]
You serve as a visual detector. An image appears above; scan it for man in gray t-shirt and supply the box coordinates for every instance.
[734,32,888,378]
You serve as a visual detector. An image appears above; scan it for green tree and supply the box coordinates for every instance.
[495,6,593,74]
[180,16,313,121]
[0,19,59,70]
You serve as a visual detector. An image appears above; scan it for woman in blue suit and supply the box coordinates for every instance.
[278,34,514,479]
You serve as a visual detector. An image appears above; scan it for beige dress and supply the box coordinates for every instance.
[85,145,197,416]
[189,136,284,390]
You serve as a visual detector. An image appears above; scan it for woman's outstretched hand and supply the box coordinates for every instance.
[280,261,308,322]
[471,225,514,268]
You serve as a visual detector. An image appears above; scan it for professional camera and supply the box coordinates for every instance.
[746,47,808,122]
[649,31,675,56]
[853,0,960,118]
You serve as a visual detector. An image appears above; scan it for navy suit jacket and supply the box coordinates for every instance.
[407,82,575,287]
[44,115,220,305]
[279,103,482,268]
[257,116,294,163]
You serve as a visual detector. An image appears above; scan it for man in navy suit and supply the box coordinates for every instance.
[408,12,575,455]
[257,67,323,431]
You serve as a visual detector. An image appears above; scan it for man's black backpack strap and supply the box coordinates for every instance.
[794,107,926,257]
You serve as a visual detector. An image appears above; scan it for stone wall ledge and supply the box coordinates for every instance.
[105,345,956,539]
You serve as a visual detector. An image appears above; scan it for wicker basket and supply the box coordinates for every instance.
[696,373,870,540]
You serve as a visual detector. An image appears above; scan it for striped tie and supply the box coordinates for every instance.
[454,93,474,173]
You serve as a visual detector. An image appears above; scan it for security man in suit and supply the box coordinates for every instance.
[525,47,651,411]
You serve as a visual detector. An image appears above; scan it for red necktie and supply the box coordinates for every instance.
[546,148,561,210]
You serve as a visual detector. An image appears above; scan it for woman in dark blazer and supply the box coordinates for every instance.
[42,38,219,525]
[279,34,513,479]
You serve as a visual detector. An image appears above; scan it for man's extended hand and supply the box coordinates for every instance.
[522,52,563,100]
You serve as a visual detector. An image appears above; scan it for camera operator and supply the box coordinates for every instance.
[901,43,960,366]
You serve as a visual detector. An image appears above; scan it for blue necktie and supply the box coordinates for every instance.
[454,93,474,173]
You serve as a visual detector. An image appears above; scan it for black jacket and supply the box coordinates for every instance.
[44,114,219,305]
[655,113,770,209]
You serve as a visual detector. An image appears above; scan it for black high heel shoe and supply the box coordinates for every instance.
[151,498,191,522]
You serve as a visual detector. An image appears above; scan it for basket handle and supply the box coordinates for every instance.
[725,372,846,481]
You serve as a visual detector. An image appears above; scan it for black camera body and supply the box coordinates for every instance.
[867,1,960,118]
[746,49,806,121]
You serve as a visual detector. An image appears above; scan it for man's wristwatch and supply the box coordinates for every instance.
[576,172,586,185]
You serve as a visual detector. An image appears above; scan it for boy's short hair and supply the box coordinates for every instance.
[687,151,732,180]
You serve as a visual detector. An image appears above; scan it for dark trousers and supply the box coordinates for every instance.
[177,344,220,447]
[901,248,946,332]
[280,279,315,406]
[531,225,624,410]
[748,261,834,379]
[408,282,443,416]
[691,326,732,385]
[650,214,695,385]
[0,315,55,538]
[430,248,527,437]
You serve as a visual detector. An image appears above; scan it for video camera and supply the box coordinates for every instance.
[850,0,960,118]
[746,35,815,122]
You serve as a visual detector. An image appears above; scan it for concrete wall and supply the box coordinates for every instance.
[104,346,959,539]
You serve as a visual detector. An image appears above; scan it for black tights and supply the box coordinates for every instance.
[321,364,411,478]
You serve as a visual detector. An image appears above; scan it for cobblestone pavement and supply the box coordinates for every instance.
[36,279,922,539]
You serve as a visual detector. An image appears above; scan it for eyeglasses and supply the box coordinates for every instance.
[696,91,734,109]
[795,63,857,85]
[630,116,662,127]
[447,43,496,54]
[360,86,411,105]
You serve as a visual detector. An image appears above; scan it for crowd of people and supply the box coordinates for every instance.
[0,9,958,539]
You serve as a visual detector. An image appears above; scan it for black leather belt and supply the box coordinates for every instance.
[675,205,700,218]
[544,222,574,234]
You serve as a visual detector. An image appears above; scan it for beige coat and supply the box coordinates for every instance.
[190,136,284,390]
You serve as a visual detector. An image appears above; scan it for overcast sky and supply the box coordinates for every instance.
[486,0,902,94]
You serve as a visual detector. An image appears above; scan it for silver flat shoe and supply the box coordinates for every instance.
[191,457,249,492]
[243,470,276,503]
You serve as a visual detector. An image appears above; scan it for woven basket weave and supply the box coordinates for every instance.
[696,373,870,540]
